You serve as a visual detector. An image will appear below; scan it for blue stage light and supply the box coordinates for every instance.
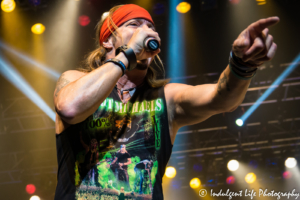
[0,41,60,80]
[0,55,56,121]
[236,118,243,126]
[167,0,185,83]
[241,53,300,123]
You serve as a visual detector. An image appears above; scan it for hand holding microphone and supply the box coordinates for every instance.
[127,27,161,61]
[144,37,160,52]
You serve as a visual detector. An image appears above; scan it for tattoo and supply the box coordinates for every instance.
[217,73,230,95]
[55,74,70,97]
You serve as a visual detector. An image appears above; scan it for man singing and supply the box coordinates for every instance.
[54,4,279,200]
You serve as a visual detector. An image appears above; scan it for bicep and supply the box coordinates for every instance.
[53,70,86,122]
[53,70,84,103]
[166,83,219,127]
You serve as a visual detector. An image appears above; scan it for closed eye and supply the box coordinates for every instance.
[128,22,139,26]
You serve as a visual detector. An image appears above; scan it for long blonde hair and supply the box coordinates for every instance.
[77,5,170,88]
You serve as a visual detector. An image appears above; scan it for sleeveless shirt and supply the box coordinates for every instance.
[54,82,173,200]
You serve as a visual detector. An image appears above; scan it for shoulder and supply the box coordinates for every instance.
[54,70,87,97]
[164,83,191,103]
[57,70,87,83]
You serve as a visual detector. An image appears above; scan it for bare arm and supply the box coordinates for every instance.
[111,157,118,165]
[53,53,128,124]
[167,17,279,129]
[165,65,250,128]
[54,24,161,126]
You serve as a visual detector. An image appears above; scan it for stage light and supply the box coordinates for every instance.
[78,15,90,26]
[31,23,46,35]
[0,56,56,121]
[227,160,239,171]
[0,41,60,80]
[236,119,243,126]
[26,184,36,194]
[245,172,256,184]
[256,0,266,5]
[168,0,186,83]
[165,166,176,178]
[283,171,292,179]
[1,0,16,12]
[176,2,191,13]
[226,176,235,184]
[285,157,297,168]
[240,53,300,124]
[190,178,201,189]
[30,195,40,200]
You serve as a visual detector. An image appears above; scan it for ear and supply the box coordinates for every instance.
[102,36,114,52]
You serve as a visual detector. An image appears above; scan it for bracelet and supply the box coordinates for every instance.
[229,51,257,80]
[116,45,137,71]
[104,58,126,76]
[229,63,256,80]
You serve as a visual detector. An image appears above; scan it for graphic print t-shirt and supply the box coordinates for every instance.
[55,83,173,200]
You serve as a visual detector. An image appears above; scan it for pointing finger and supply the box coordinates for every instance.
[248,16,280,34]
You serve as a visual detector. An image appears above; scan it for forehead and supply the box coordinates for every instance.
[123,18,154,27]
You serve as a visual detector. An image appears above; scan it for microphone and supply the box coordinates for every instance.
[144,37,160,52]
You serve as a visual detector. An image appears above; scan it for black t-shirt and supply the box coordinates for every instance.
[55,82,173,200]
[115,152,130,170]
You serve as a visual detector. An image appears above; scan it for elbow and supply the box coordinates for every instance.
[226,105,239,112]
[55,101,78,124]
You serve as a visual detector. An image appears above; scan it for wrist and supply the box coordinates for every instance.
[229,51,257,80]
[104,58,126,76]
[116,45,137,71]
[115,52,129,69]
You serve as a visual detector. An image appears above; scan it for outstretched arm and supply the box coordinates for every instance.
[166,17,280,129]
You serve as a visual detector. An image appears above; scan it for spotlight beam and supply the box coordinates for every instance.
[0,55,56,121]
[168,0,185,83]
[241,53,300,122]
[0,41,60,80]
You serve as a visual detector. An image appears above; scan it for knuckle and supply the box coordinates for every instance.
[256,43,264,50]
[269,35,273,41]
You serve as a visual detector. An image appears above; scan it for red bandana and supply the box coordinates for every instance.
[99,4,154,45]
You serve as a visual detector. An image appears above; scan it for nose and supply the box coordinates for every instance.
[141,23,150,30]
